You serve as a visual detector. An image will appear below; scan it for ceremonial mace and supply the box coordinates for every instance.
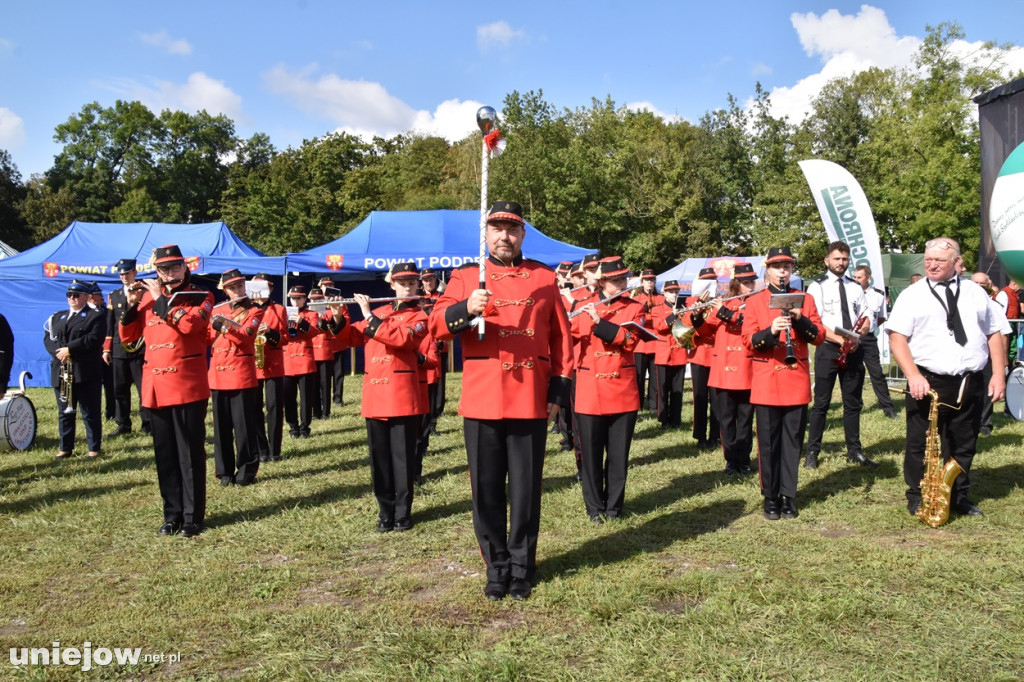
[476,105,499,340]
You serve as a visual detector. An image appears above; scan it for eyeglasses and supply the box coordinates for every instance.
[67,292,83,298]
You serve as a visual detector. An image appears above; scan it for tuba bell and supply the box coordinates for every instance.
[669,289,710,350]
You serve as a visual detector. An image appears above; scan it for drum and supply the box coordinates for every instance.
[1007,365,1024,422]
[0,394,37,451]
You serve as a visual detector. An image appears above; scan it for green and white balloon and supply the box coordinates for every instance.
[991,141,1024,285]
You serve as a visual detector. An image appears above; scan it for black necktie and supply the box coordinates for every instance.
[940,281,967,346]
[837,278,853,329]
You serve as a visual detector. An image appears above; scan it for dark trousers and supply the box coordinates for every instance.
[113,355,149,432]
[102,360,115,420]
[211,387,261,483]
[366,415,418,523]
[569,377,583,472]
[656,363,685,427]
[755,404,806,500]
[575,411,637,518]
[54,381,102,452]
[861,334,895,413]
[557,401,574,449]
[150,400,207,526]
[980,358,994,431]
[417,383,440,470]
[332,350,347,404]
[313,360,332,419]
[904,368,984,507]
[256,376,285,460]
[464,418,546,584]
[284,372,315,436]
[431,352,448,429]
[716,388,754,470]
[690,362,718,442]
[635,352,655,410]
[807,342,864,456]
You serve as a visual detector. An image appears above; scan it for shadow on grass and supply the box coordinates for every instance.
[204,481,373,528]
[798,458,900,505]
[266,459,367,482]
[538,498,746,580]
[629,469,735,515]
[971,462,1024,503]
[0,480,148,515]
[630,444,694,469]
[413,496,474,524]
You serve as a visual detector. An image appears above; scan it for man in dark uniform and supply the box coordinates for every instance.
[45,279,107,458]
[87,282,117,422]
[428,201,573,602]
[104,259,150,436]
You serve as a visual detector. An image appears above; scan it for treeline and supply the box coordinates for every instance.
[0,24,1017,271]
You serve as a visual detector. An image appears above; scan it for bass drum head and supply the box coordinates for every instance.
[1006,366,1024,422]
[0,395,37,451]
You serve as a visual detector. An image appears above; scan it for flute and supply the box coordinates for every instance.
[306,295,422,310]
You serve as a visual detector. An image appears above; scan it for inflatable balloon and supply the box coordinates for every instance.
[990,141,1024,285]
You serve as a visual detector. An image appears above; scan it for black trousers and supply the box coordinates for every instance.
[656,363,685,427]
[635,352,655,410]
[464,418,546,584]
[313,360,332,419]
[861,334,895,412]
[417,383,440,466]
[904,368,984,507]
[150,399,207,526]
[256,376,285,460]
[575,411,637,518]
[366,415,418,523]
[980,358,994,431]
[690,362,718,442]
[284,372,315,436]
[716,388,754,470]
[431,351,448,429]
[102,360,115,420]
[807,341,864,456]
[211,387,261,483]
[556,401,574,449]
[755,404,806,500]
[332,350,347,404]
[113,355,149,432]
[54,380,103,452]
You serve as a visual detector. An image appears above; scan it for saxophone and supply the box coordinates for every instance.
[917,389,963,528]
[254,333,266,370]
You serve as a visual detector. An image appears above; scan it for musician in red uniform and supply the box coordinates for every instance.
[342,262,435,532]
[428,201,573,602]
[208,269,264,486]
[652,281,688,428]
[554,261,577,452]
[686,268,720,449]
[568,262,587,300]
[283,285,322,439]
[691,263,758,475]
[571,257,644,522]
[633,269,662,414]
[318,277,350,407]
[121,245,214,537]
[251,274,288,462]
[309,287,340,420]
[419,267,447,436]
[741,247,825,520]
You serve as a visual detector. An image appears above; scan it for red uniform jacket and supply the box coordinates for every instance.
[683,295,716,366]
[571,295,644,415]
[652,300,689,366]
[343,301,433,419]
[428,255,573,420]
[420,291,448,367]
[283,307,322,377]
[694,298,752,391]
[255,301,288,380]
[207,300,263,391]
[312,310,343,363]
[569,289,600,367]
[741,286,825,406]
[632,290,663,355]
[120,285,214,409]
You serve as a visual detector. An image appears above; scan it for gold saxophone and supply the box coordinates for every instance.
[254,333,266,370]
[917,389,963,528]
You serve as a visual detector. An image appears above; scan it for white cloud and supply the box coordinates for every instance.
[751,62,773,77]
[108,72,243,119]
[0,107,26,148]
[624,101,684,124]
[0,37,14,54]
[265,64,483,142]
[138,29,192,56]
[477,21,526,51]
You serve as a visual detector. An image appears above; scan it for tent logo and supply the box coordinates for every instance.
[709,257,739,279]
[43,262,59,278]
[326,254,344,271]
[185,256,201,272]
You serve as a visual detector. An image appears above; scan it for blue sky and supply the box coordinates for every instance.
[2,2,1022,178]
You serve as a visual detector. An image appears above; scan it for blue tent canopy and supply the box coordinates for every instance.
[285,210,596,279]
[0,221,285,387]
[657,256,803,294]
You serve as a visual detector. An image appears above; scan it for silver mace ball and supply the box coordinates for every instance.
[476,106,497,135]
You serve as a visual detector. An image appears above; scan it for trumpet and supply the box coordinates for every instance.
[306,295,422,310]
[58,359,75,414]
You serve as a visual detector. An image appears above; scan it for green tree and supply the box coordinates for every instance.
[0,150,29,250]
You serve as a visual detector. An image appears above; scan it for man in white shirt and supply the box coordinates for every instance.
[853,264,898,419]
[887,237,1006,517]
[804,241,878,469]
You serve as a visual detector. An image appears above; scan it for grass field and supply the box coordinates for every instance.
[2,374,1024,681]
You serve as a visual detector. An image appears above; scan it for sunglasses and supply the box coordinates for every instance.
[67,292,83,298]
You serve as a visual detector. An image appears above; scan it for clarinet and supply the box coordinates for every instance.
[783,310,797,365]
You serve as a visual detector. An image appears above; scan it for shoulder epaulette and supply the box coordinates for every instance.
[455,262,479,271]
[814,274,828,283]
[873,287,884,295]
[524,258,554,272]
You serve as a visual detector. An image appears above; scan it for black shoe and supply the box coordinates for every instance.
[395,518,413,532]
[484,581,508,601]
[299,430,311,439]
[560,442,573,452]
[219,476,233,487]
[739,465,753,475]
[376,519,395,533]
[288,431,300,439]
[180,522,202,538]
[589,514,604,524]
[764,497,781,521]
[259,455,271,463]
[159,522,181,536]
[908,500,921,516]
[724,467,741,476]
[141,426,153,436]
[509,578,532,601]
[847,451,880,468]
[269,454,282,462]
[573,471,582,482]
[780,496,798,519]
[803,452,819,469]
[333,398,344,405]
[110,426,132,437]
[980,426,993,437]
[883,409,898,419]
[412,476,424,486]
[695,439,710,450]
[234,477,257,487]
[954,501,984,517]
[430,427,441,437]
